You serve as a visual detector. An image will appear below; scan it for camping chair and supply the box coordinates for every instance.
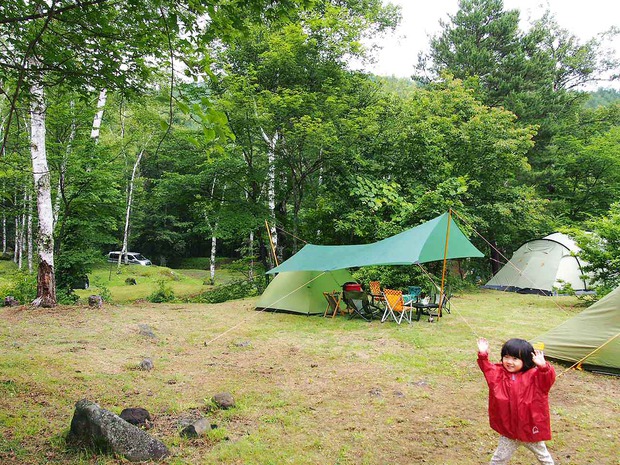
[381,288,414,324]
[323,291,344,318]
[430,285,452,314]
[369,281,386,308]
[341,290,377,322]
[404,286,422,304]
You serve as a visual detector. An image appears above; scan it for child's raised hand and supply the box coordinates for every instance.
[532,349,547,368]
[477,337,489,354]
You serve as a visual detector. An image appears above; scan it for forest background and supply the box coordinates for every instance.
[2,0,620,307]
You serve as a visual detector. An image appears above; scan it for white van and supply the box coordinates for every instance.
[107,251,152,266]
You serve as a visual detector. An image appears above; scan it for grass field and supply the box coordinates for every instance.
[0,259,242,304]
[0,290,618,464]
[74,263,211,303]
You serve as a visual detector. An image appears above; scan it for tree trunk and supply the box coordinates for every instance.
[260,127,279,267]
[210,233,217,285]
[119,148,145,270]
[30,79,56,307]
[2,207,6,254]
[248,230,254,282]
[18,188,27,270]
[90,89,107,142]
[13,206,18,263]
[27,191,33,274]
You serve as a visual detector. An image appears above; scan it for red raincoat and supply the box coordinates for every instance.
[478,352,556,442]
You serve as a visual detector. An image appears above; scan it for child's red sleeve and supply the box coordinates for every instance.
[535,362,556,393]
[477,352,498,385]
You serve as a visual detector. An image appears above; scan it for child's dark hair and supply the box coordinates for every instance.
[501,338,535,371]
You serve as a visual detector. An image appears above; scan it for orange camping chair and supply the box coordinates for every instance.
[381,288,413,325]
[369,281,386,307]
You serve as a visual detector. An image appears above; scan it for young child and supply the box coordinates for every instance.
[477,337,556,465]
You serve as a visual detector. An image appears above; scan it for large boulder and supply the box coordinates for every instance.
[68,399,169,462]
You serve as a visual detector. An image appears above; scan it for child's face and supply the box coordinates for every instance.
[502,354,524,373]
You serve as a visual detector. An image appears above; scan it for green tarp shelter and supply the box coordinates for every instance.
[256,212,483,314]
[266,212,484,274]
[255,269,354,315]
[532,286,620,374]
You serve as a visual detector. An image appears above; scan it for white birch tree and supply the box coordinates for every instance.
[30,77,56,307]
[90,89,107,142]
[260,127,280,265]
[118,147,146,270]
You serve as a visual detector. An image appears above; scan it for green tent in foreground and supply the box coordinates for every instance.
[532,287,620,374]
[266,212,484,274]
[255,269,353,315]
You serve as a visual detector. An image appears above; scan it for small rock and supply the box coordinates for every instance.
[233,341,251,348]
[4,296,19,307]
[138,324,156,338]
[212,392,235,409]
[139,358,154,371]
[120,407,151,427]
[180,418,211,437]
[88,295,103,308]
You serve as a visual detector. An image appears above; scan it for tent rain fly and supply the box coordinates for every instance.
[267,212,484,274]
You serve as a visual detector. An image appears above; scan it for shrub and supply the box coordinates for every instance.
[0,270,37,303]
[188,279,259,304]
[89,279,112,303]
[147,280,176,303]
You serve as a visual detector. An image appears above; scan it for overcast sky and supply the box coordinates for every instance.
[360,0,620,86]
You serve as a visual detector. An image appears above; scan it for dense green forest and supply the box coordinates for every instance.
[2,0,620,306]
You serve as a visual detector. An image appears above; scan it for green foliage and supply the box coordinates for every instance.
[585,88,620,109]
[569,202,620,292]
[188,279,259,304]
[55,287,79,305]
[147,280,176,303]
[89,279,112,304]
[0,270,37,304]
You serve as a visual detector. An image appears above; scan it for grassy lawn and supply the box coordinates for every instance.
[1,259,242,304]
[75,262,240,303]
[0,290,618,464]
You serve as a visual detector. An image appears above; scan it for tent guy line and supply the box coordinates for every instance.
[203,271,328,346]
[555,332,620,378]
[415,262,481,337]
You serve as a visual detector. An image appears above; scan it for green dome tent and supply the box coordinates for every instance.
[532,287,620,375]
[255,269,354,315]
[484,233,591,295]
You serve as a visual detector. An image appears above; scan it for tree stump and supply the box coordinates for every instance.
[4,296,19,307]
[88,295,103,308]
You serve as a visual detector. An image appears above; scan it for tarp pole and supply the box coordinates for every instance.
[438,209,452,318]
[265,219,279,267]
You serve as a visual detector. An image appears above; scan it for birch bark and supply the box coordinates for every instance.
[118,147,145,270]
[27,191,33,274]
[18,188,26,270]
[260,128,279,265]
[30,79,56,307]
[90,89,107,142]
